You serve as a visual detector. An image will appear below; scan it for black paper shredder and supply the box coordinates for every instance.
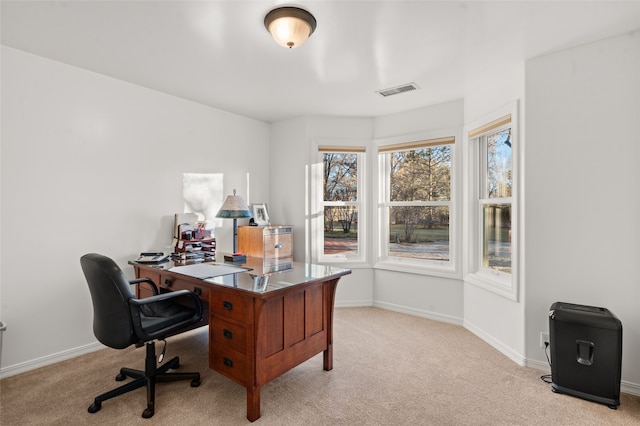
[549,302,622,409]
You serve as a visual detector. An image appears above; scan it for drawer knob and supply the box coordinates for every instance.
[223,301,233,310]
[223,357,234,368]
[274,243,283,249]
[223,329,233,339]
[193,287,202,296]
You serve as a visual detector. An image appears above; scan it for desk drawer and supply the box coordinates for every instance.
[135,269,161,299]
[210,291,252,323]
[137,284,156,299]
[263,233,292,260]
[211,319,247,355]
[160,274,209,300]
[211,348,250,385]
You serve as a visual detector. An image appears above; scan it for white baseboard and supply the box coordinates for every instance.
[526,358,640,397]
[373,301,463,326]
[4,308,639,399]
[0,341,104,380]
[464,319,527,366]
[620,380,640,397]
[335,299,373,308]
[526,358,551,372]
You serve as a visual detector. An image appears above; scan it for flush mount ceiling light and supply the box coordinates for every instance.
[264,6,317,49]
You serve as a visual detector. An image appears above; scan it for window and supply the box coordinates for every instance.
[378,136,455,271]
[465,104,519,300]
[315,146,365,262]
[480,127,512,273]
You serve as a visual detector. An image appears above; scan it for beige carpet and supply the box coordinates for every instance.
[1,307,639,425]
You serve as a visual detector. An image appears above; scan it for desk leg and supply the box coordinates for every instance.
[323,346,333,371]
[247,385,261,422]
[323,278,339,371]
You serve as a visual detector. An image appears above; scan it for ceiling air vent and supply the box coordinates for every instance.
[376,82,420,97]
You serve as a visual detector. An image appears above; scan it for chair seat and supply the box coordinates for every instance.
[140,301,198,334]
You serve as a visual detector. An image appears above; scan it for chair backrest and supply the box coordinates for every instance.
[80,253,136,349]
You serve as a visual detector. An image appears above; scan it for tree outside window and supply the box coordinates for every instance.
[480,128,512,273]
[322,151,361,256]
[464,106,518,300]
[380,139,453,262]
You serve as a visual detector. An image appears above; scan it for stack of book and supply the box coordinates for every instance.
[171,213,216,263]
[171,250,215,263]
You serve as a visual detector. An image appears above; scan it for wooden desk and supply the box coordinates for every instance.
[130,258,350,422]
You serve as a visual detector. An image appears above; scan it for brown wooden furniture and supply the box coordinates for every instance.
[238,225,292,267]
[130,257,350,422]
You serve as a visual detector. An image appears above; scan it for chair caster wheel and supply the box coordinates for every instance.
[191,379,201,387]
[142,408,154,418]
[115,373,126,381]
[88,402,101,413]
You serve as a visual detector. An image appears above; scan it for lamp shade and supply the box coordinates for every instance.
[215,190,252,219]
[264,7,317,49]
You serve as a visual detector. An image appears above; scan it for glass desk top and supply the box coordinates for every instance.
[204,262,350,293]
[131,257,351,295]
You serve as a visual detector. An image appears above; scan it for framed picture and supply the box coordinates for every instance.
[251,203,270,226]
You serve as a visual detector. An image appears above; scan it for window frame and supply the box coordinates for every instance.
[463,102,520,301]
[311,143,367,265]
[374,129,460,279]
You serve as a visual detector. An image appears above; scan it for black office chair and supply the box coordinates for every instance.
[80,253,203,419]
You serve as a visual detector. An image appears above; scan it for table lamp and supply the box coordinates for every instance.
[215,189,252,254]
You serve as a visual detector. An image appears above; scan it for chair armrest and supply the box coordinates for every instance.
[129,277,159,296]
[129,289,195,306]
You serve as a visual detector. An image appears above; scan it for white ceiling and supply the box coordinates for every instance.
[2,1,639,123]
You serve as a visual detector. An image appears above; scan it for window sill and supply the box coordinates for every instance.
[465,270,518,301]
[316,259,371,269]
[374,259,460,280]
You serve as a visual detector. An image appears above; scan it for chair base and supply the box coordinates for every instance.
[88,341,200,418]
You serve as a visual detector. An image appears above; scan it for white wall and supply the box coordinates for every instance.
[269,116,375,263]
[525,32,640,391]
[372,100,465,324]
[373,99,464,139]
[373,270,463,325]
[269,116,375,306]
[0,46,270,376]
[462,62,527,364]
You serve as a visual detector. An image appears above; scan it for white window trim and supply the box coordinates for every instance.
[310,140,368,266]
[463,101,521,301]
[374,128,461,280]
